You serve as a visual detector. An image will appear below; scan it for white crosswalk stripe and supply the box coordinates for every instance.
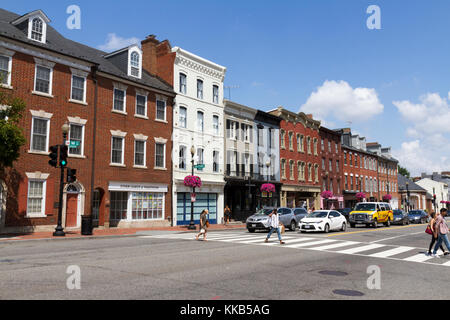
[139,232,450,267]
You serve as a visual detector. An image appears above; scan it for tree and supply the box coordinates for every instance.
[398,165,410,179]
[0,89,26,169]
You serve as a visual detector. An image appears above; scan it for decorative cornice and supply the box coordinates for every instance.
[30,109,53,119]
[67,116,87,125]
[175,56,225,81]
[110,130,127,137]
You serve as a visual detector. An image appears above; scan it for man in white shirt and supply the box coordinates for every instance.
[265,209,285,244]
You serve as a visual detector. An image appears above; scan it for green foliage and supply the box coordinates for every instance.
[0,89,26,168]
[398,165,410,178]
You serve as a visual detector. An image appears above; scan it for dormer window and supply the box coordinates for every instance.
[31,18,44,42]
[130,52,140,77]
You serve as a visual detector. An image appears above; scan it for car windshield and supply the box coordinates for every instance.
[255,209,272,216]
[354,203,376,211]
[409,211,421,216]
[307,211,328,218]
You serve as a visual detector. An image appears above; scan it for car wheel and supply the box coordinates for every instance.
[385,219,390,227]
[300,230,306,233]
[290,220,297,231]
[248,228,255,233]
[324,224,330,233]
[341,222,347,232]
[373,219,378,228]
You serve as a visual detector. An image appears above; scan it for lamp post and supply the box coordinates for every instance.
[188,146,197,230]
[265,160,271,206]
[406,181,410,213]
[53,122,70,237]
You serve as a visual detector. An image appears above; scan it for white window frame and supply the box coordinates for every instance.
[33,62,54,97]
[30,116,50,153]
[25,172,49,218]
[134,139,147,168]
[128,48,142,79]
[213,150,219,173]
[197,79,204,99]
[68,121,86,157]
[179,145,187,170]
[213,115,219,135]
[156,98,167,122]
[112,82,128,114]
[110,131,126,166]
[155,142,166,169]
[197,111,204,133]
[28,16,47,44]
[179,73,187,94]
[135,94,148,118]
[0,51,13,88]
[212,84,219,104]
[179,106,187,128]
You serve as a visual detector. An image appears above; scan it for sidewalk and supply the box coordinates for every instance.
[0,223,246,242]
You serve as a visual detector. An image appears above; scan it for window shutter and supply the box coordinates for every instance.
[250,154,254,176]
[226,150,231,175]
[241,153,246,177]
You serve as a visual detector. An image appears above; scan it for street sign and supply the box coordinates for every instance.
[194,164,205,170]
[69,141,80,147]
[191,193,196,203]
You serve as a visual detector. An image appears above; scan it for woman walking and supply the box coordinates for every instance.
[427,211,445,255]
[264,209,285,245]
[431,208,450,257]
[196,209,209,241]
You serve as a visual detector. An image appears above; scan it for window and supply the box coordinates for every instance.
[322,158,325,170]
[69,124,83,156]
[213,85,219,104]
[130,52,140,77]
[335,142,338,153]
[268,128,274,149]
[355,154,358,167]
[349,153,353,166]
[27,180,45,216]
[179,146,186,170]
[0,55,11,86]
[280,130,285,148]
[308,163,312,181]
[197,148,204,167]
[136,95,147,117]
[289,160,294,180]
[113,88,126,112]
[179,107,187,128]
[289,132,293,150]
[301,162,306,181]
[213,115,219,135]
[258,126,264,147]
[156,99,166,121]
[155,143,166,168]
[336,160,340,172]
[31,18,44,42]
[131,192,164,220]
[297,134,301,152]
[300,135,304,152]
[213,151,219,173]
[307,137,311,154]
[110,191,128,221]
[197,111,204,132]
[314,138,318,155]
[134,140,146,167]
[329,159,332,172]
[243,124,252,142]
[179,73,187,94]
[321,138,324,151]
[35,65,51,94]
[227,120,238,140]
[71,75,85,102]
[281,159,286,179]
[344,152,347,165]
[345,175,348,190]
[111,137,124,165]
[315,165,319,182]
[328,141,331,152]
[197,79,203,99]
[31,117,49,152]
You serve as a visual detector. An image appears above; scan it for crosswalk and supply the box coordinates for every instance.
[140,232,450,267]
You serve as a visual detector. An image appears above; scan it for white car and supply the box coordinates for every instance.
[299,210,347,233]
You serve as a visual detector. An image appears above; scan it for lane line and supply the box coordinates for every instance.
[311,241,359,251]
[337,244,385,254]
[368,246,415,258]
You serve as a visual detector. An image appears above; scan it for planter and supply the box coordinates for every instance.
[184,175,202,188]
[261,183,275,193]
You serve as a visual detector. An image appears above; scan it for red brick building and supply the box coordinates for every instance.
[0,9,175,233]
[319,127,343,209]
[268,107,321,210]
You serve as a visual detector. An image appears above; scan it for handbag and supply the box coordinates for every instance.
[425,225,433,235]
[206,221,210,228]
[200,228,205,234]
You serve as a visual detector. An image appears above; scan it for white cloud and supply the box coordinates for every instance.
[299,80,384,122]
[98,33,140,52]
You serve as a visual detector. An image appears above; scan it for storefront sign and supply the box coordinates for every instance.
[108,182,168,193]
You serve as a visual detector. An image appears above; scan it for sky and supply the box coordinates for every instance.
[3,0,450,176]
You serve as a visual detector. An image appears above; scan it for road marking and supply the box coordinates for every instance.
[368,246,415,258]
[441,261,450,266]
[370,231,425,243]
[337,244,385,254]
[220,235,274,242]
[262,237,314,246]
[311,241,359,251]
[285,239,336,248]
[326,224,426,237]
[403,253,434,263]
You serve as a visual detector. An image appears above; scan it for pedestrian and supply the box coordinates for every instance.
[427,211,445,255]
[264,209,285,245]
[224,205,231,225]
[431,208,450,257]
[195,209,209,241]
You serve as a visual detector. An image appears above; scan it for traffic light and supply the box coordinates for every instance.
[59,145,68,167]
[67,168,77,183]
[48,145,59,167]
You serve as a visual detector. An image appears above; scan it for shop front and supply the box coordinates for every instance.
[321,195,344,210]
[280,185,321,209]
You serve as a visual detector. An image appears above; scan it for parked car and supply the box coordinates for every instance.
[293,207,308,222]
[299,210,347,233]
[278,207,302,231]
[337,208,352,222]
[408,210,428,224]
[392,209,409,225]
[246,208,274,232]
[349,202,394,228]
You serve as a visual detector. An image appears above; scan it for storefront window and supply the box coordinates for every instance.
[131,192,163,220]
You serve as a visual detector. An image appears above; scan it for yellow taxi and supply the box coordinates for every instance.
[349,202,394,228]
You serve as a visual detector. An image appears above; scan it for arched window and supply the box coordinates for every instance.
[130,52,140,77]
[31,18,43,42]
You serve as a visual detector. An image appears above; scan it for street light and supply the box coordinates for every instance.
[53,122,70,237]
[188,145,196,230]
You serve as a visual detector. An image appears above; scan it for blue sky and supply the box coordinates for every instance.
[3,0,450,175]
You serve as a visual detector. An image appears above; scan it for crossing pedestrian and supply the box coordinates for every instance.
[196,209,209,241]
[427,211,445,256]
[264,209,285,245]
[431,208,450,258]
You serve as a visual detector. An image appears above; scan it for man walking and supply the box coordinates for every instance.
[432,208,450,257]
[265,209,285,245]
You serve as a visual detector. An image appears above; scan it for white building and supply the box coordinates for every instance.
[415,178,448,211]
[171,47,227,225]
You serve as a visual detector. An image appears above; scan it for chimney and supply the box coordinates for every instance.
[141,35,159,75]
[306,114,313,119]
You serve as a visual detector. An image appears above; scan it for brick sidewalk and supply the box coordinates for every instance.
[0,223,246,242]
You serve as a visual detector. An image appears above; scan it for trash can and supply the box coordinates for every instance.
[81,215,93,235]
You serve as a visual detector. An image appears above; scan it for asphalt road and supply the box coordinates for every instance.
[0,221,449,300]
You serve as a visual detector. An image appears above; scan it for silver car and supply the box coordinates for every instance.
[246,208,274,232]
[278,207,307,231]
